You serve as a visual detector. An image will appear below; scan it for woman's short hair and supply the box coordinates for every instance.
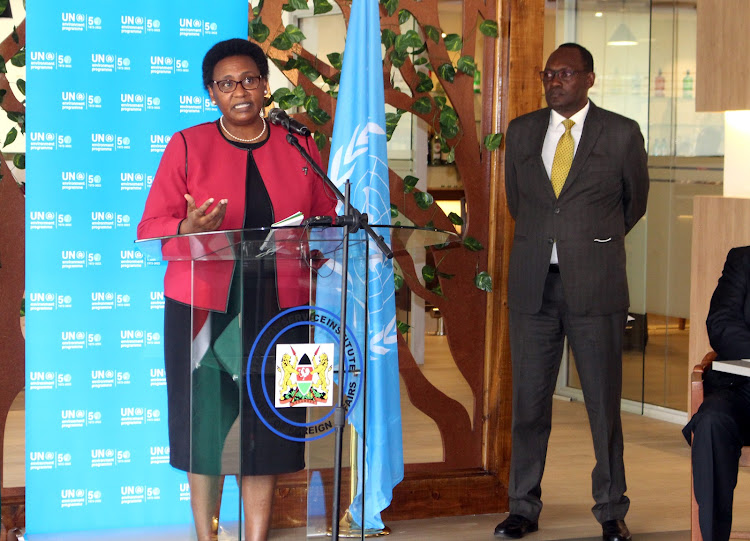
[202,39,269,89]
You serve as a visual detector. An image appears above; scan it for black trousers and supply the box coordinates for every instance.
[684,370,750,541]
[508,271,629,523]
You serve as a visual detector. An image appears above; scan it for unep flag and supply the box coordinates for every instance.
[323,0,403,530]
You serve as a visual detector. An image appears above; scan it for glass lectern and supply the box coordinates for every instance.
[135,224,454,540]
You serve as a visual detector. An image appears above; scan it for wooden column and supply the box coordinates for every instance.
[696,0,750,111]
[484,0,546,488]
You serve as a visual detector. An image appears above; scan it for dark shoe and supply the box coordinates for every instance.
[602,519,631,541]
[494,514,539,538]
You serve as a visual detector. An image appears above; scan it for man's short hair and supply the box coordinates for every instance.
[558,43,594,73]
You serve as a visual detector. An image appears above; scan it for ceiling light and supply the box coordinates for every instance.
[607,23,638,46]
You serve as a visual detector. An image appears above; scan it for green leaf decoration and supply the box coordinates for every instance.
[272,88,295,109]
[439,107,459,139]
[475,271,493,292]
[0,88,5,105]
[484,132,504,151]
[286,25,306,44]
[327,51,343,70]
[304,96,331,125]
[7,111,24,132]
[413,57,428,66]
[456,55,476,76]
[430,284,444,296]
[0,55,7,74]
[249,16,270,43]
[389,49,407,68]
[448,212,464,225]
[11,48,25,68]
[394,273,405,291]
[313,131,327,151]
[424,25,440,43]
[397,320,411,335]
[381,0,398,17]
[271,32,294,50]
[422,265,436,282]
[414,191,434,210]
[412,42,427,55]
[385,110,404,141]
[463,236,484,252]
[412,97,432,114]
[425,220,435,229]
[313,0,333,15]
[296,58,320,81]
[403,175,419,193]
[285,0,309,10]
[479,20,499,38]
[444,33,463,51]
[398,9,411,24]
[322,73,340,87]
[308,107,331,126]
[11,25,18,44]
[446,147,455,163]
[394,30,422,54]
[293,84,307,101]
[390,203,399,217]
[13,153,25,169]
[415,72,434,93]
[4,127,17,147]
[434,95,447,109]
[272,88,293,101]
[437,63,455,83]
[283,58,300,71]
[381,29,396,50]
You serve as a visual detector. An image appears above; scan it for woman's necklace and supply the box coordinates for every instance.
[220,116,267,143]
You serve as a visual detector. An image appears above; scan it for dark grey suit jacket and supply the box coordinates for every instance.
[505,101,649,316]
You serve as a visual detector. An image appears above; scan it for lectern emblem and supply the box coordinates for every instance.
[275,344,334,408]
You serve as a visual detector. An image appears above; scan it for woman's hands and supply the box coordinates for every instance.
[179,194,227,234]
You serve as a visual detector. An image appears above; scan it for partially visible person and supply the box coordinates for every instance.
[138,38,336,541]
[684,246,750,541]
[496,42,649,540]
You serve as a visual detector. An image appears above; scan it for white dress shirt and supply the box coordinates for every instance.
[541,101,590,264]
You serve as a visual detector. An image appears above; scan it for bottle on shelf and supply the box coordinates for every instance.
[429,132,442,166]
[682,69,693,99]
[654,68,665,97]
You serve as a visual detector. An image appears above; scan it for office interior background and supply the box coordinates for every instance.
[2,0,748,538]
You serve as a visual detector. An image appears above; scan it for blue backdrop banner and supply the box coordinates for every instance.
[26,1,246,534]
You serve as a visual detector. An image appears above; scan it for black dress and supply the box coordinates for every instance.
[163,122,306,475]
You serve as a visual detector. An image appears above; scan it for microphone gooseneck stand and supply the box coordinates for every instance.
[284,133,393,540]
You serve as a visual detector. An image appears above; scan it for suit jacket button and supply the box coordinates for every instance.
[554,207,560,214]
[548,238,554,244]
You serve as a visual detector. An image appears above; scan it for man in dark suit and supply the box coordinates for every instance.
[495,43,649,540]
[683,246,750,541]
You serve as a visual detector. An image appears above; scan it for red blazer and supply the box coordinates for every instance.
[137,121,337,312]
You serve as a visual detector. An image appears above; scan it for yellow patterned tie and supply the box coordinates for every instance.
[550,118,575,198]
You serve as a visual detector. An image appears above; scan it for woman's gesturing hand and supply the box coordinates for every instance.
[179,194,227,234]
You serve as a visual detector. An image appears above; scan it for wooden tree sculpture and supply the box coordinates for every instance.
[249,0,499,470]
[0,8,26,536]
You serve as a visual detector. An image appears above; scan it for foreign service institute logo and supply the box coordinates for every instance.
[275,344,333,408]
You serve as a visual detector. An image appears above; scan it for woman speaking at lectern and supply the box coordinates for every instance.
[137,38,336,541]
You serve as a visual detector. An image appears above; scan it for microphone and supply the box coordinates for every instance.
[268,108,311,137]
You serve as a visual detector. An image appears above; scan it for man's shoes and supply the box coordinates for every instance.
[494,514,539,539]
[602,519,632,541]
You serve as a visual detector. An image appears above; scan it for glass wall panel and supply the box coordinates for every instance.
[549,0,724,416]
